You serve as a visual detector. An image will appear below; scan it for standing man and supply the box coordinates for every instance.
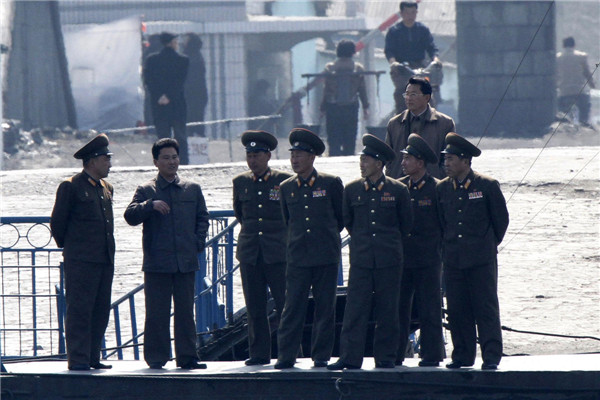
[396,133,445,367]
[50,133,115,371]
[144,32,191,164]
[124,138,209,370]
[320,39,370,156]
[327,134,412,370]
[274,128,344,369]
[232,130,292,366]
[556,36,596,127]
[385,76,455,179]
[182,33,209,137]
[437,133,509,370]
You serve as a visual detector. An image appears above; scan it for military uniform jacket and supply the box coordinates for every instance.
[343,176,412,269]
[233,168,292,265]
[385,105,455,179]
[280,170,344,268]
[124,174,209,273]
[51,171,115,264]
[436,170,509,269]
[400,174,442,268]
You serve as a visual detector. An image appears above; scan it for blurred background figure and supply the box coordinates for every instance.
[248,79,278,133]
[182,33,209,137]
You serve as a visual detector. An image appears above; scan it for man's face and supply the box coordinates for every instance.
[290,150,315,176]
[400,6,418,27]
[443,153,469,178]
[246,151,270,176]
[154,146,180,179]
[401,153,423,176]
[404,83,430,114]
[88,155,112,179]
[360,154,382,180]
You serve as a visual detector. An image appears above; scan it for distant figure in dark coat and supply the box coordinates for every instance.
[144,32,190,164]
[182,33,209,137]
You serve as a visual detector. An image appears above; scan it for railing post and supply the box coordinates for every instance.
[129,297,139,360]
[211,240,219,329]
[195,251,207,333]
[57,262,66,356]
[226,221,234,325]
[31,250,38,356]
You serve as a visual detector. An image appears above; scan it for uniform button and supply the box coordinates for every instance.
[258,179,263,182]
[458,234,463,238]
[258,191,262,195]
[408,233,412,237]
[258,204,263,208]
[306,229,311,233]
[100,196,104,199]
[460,185,463,189]
[371,198,375,201]
[370,210,375,213]
[371,221,376,225]
[305,205,309,209]
[258,232,263,236]
[306,217,310,221]
[106,220,109,223]
[411,198,415,202]
[258,218,263,222]
[458,222,462,225]
[458,209,462,213]
[304,184,308,187]
[372,188,376,191]
[372,233,376,237]
[458,197,463,200]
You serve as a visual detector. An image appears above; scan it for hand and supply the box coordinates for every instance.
[152,200,170,215]
[158,94,170,105]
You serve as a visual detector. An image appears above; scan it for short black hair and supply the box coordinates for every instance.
[336,39,356,58]
[562,37,575,48]
[405,76,433,96]
[152,138,179,160]
[400,1,418,12]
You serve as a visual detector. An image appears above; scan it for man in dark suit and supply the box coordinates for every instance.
[436,133,509,371]
[50,133,115,371]
[396,133,445,367]
[144,32,191,164]
[274,128,344,369]
[328,134,412,370]
[232,130,291,366]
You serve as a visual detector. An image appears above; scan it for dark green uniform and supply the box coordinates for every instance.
[337,175,412,367]
[276,170,344,364]
[233,168,291,361]
[437,169,509,366]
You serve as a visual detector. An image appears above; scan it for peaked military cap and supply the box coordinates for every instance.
[241,130,277,153]
[401,133,438,164]
[442,132,481,158]
[159,31,178,45]
[361,134,395,163]
[73,133,113,160]
[289,128,325,156]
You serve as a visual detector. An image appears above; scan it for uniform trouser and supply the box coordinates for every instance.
[339,266,402,367]
[64,259,114,368]
[240,251,286,360]
[445,260,503,365]
[325,102,359,157]
[143,271,198,367]
[558,94,591,124]
[276,264,338,363]
[153,104,189,165]
[396,264,445,363]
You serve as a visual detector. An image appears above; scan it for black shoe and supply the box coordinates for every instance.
[418,360,439,367]
[327,360,360,370]
[68,364,90,371]
[148,363,164,369]
[446,360,472,369]
[273,360,294,369]
[313,360,328,368]
[180,361,207,370]
[375,361,395,369]
[481,362,498,370]
[90,362,112,369]
[245,357,270,366]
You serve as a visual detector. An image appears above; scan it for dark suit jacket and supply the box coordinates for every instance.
[233,168,292,265]
[343,175,412,269]
[436,169,509,269]
[51,171,115,264]
[280,170,344,268]
[143,47,189,115]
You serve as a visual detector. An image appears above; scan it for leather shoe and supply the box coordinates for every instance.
[148,363,164,369]
[481,362,498,370]
[273,361,294,369]
[446,360,472,369]
[313,360,328,368]
[90,362,112,369]
[418,360,439,367]
[245,357,270,366]
[375,361,395,369]
[68,364,90,371]
[180,361,207,370]
[327,360,360,370]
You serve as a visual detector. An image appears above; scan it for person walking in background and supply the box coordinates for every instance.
[320,39,369,157]
[143,32,191,164]
[556,36,596,127]
[274,128,344,369]
[385,76,455,179]
[327,134,412,371]
[50,133,115,371]
[437,133,509,371]
[182,33,209,137]
[396,133,445,367]
[124,138,209,370]
[232,130,292,366]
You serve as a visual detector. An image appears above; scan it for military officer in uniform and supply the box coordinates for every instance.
[274,128,344,369]
[328,134,412,370]
[437,133,509,370]
[50,133,115,371]
[396,133,445,367]
[233,130,292,366]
